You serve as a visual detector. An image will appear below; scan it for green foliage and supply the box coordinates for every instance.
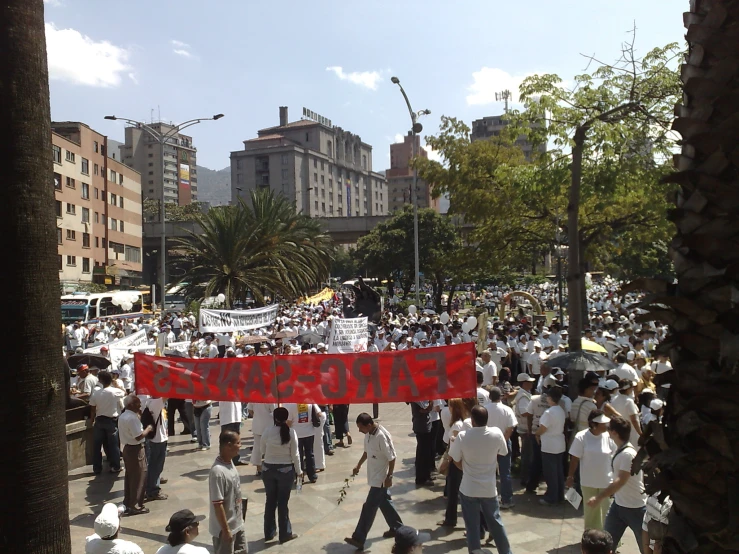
[331,247,359,282]
[144,199,206,222]
[170,189,333,307]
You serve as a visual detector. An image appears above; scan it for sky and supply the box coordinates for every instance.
[44,0,685,170]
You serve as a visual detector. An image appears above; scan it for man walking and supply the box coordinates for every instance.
[344,413,403,551]
[119,395,154,515]
[209,430,247,554]
[220,401,245,465]
[484,387,518,509]
[449,405,513,554]
[89,371,125,474]
[143,395,168,502]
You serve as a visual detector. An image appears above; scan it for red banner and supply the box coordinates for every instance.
[134,343,476,404]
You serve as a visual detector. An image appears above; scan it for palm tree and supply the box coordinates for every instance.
[637,2,739,552]
[172,189,333,307]
[0,1,72,552]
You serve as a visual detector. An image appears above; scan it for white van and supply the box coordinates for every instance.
[61,290,150,323]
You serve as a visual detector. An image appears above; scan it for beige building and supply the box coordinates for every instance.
[230,107,387,218]
[52,122,143,288]
[119,122,198,208]
[386,133,439,213]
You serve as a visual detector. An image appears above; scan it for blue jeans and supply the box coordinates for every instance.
[605,502,646,554]
[541,452,565,504]
[498,439,513,504]
[525,435,542,491]
[298,436,316,480]
[222,422,241,463]
[194,405,212,448]
[186,401,196,438]
[145,440,167,496]
[262,463,294,541]
[459,493,512,554]
[92,417,120,472]
[353,486,403,544]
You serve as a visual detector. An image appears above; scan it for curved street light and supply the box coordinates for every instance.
[390,77,430,307]
[104,113,224,311]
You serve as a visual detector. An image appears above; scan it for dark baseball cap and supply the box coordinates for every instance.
[394,526,430,549]
[165,509,205,533]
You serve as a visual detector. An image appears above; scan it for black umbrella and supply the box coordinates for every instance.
[67,353,112,369]
[545,351,616,373]
[297,331,324,345]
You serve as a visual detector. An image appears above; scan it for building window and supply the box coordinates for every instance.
[314,159,317,168]
[281,154,288,166]
[82,232,90,248]
[93,141,99,153]
[94,212,99,224]
[95,237,99,248]
[66,176,75,189]
[148,171,153,176]
[314,200,318,211]
[110,193,117,205]
[110,218,118,231]
[124,245,141,263]
[65,150,75,163]
[57,228,62,244]
[119,174,123,185]
[66,203,76,215]
[52,145,62,164]
[81,158,89,175]
[119,197,124,208]
[362,154,367,169]
[111,241,124,254]
[314,173,318,183]
[81,207,90,223]
[56,200,62,217]
[94,163,99,176]
[66,255,76,266]
[329,179,333,190]
[321,161,325,171]
[82,258,90,273]
[58,255,63,271]
[338,207,342,216]
[148,153,153,158]
[281,169,287,180]
[102,238,107,249]
[321,202,325,212]
[236,158,243,169]
[119,220,125,233]
[81,183,89,199]
[110,170,116,182]
[305,132,310,142]
[327,141,333,157]
[54,172,62,190]
[66,229,76,240]
[321,175,325,184]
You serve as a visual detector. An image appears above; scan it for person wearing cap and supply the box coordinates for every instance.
[119,354,134,394]
[535,386,567,506]
[155,509,208,554]
[449,405,513,554]
[513,373,536,487]
[345,413,403,550]
[587,416,647,553]
[76,364,98,400]
[527,342,547,376]
[119,395,155,515]
[89,371,125,474]
[391,525,429,554]
[483,387,517,510]
[567,410,616,530]
[86,502,144,554]
[523,375,561,495]
[610,379,641,447]
[209,429,246,554]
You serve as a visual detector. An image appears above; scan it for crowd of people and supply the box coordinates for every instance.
[74,280,674,554]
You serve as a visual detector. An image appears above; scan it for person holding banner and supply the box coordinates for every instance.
[285,403,320,483]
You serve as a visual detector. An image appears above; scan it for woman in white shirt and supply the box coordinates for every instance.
[536,386,566,506]
[259,407,301,544]
[155,509,208,554]
[610,379,642,447]
[567,410,615,530]
[438,398,471,527]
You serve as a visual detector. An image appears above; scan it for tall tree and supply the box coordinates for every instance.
[0,1,71,553]
[634,3,739,553]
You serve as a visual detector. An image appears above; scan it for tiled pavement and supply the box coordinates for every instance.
[69,402,638,553]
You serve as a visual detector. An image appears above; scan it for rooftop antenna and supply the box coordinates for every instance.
[158,105,161,123]
[495,90,511,114]
[150,108,154,123]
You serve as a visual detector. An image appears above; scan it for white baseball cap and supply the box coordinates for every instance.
[592,413,611,424]
[598,378,619,391]
[650,398,665,411]
[517,373,536,382]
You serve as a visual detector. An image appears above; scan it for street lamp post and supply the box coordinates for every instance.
[391,76,430,308]
[104,114,223,312]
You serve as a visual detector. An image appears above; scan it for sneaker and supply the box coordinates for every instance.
[160,478,168,484]
[500,502,516,510]
[144,493,168,502]
[110,467,122,473]
[280,534,298,544]
[344,537,364,550]
[190,438,198,443]
[382,529,397,538]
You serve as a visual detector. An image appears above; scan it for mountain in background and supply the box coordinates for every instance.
[196,165,231,206]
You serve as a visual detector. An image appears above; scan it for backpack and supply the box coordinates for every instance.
[140,406,162,430]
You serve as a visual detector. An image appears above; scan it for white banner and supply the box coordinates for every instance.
[328,317,368,354]
[112,341,190,369]
[199,305,279,333]
[84,329,148,355]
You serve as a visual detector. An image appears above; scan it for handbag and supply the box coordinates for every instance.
[438,450,451,476]
[311,405,321,428]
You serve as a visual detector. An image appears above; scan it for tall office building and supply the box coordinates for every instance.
[51,122,143,288]
[386,133,439,213]
[230,107,387,218]
[120,122,198,207]
[470,115,546,160]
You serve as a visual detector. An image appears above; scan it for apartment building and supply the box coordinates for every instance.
[470,114,547,160]
[52,122,143,288]
[386,133,439,213]
[230,107,387,218]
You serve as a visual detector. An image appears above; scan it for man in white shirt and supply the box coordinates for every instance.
[118,395,154,514]
[484,387,517,509]
[478,351,498,387]
[449,406,513,554]
[118,355,134,393]
[142,396,168,501]
[344,413,403,551]
[201,336,219,358]
[89,371,125,474]
[513,373,536,487]
[528,342,547,375]
[219,401,245,465]
[248,403,277,473]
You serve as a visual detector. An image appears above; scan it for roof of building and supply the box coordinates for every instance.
[244,134,286,143]
[258,119,320,134]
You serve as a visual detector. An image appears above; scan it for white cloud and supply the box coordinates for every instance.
[423,140,442,163]
[171,40,190,49]
[465,67,536,106]
[394,133,404,144]
[173,49,192,58]
[171,39,195,58]
[326,66,382,90]
[45,23,132,87]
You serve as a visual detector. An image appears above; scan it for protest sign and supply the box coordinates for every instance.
[328,317,368,353]
[134,342,477,404]
[84,329,147,355]
[199,304,279,333]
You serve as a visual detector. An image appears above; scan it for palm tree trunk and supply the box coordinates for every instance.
[0,1,72,553]
[652,2,739,551]
[566,127,586,352]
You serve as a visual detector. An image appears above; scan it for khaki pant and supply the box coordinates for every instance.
[582,485,611,531]
[213,529,247,554]
[122,444,147,509]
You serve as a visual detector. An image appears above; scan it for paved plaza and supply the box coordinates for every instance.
[69,402,638,553]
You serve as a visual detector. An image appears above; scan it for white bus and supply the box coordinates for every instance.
[60,290,151,323]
